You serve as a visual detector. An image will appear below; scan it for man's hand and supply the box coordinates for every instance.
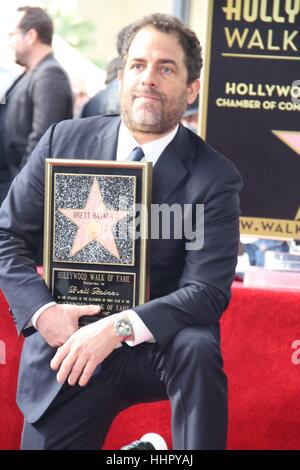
[36,304,102,347]
[50,315,121,387]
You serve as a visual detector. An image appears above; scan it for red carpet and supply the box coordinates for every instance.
[1,284,300,450]
[0,292,23,450]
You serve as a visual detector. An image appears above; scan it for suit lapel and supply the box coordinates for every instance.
[152,124,189,204]
[86,115,120,160]
[4,72,27,102]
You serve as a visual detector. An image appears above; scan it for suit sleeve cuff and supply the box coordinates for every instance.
[30,302,57,328]
[124,310,155,346]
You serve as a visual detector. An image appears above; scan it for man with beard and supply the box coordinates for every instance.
[0,14,242,450]
[0,6,72,203]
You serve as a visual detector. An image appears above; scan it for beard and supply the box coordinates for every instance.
[15,52,26,67]
[120,86,188,134]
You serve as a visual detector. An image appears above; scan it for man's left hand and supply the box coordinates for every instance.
[50,316,121,387]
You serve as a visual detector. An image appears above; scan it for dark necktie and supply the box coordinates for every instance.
[128,146,145,161]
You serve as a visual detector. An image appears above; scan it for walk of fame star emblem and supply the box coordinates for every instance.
[272,130,300,158]
[58,178,129,259]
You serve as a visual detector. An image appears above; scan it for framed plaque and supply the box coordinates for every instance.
[43,159,152,323]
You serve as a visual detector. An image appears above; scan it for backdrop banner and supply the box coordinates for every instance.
[200,0,300,240]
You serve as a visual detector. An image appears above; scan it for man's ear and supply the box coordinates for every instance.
[187,79,200,105]
[26,28,38,46]
[117,69,123,81]
[117,69,123,93]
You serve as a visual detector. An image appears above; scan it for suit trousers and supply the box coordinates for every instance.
[21,326,228,450]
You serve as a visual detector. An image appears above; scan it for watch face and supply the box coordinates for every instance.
[115,319,133,337]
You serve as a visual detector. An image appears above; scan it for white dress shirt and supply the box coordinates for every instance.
[31,121,179,347]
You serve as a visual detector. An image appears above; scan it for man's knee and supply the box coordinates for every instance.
[169,327,219,363]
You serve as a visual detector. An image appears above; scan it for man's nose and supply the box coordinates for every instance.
[140,66,158,87]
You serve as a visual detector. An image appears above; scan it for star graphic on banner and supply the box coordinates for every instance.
[58,178,128,258]
[272,130,300,157]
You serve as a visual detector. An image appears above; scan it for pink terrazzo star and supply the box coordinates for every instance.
[59,178,128,258]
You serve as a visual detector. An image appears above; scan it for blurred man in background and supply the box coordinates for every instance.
[181,95,199,134]
[0,6,73,204]
[81,24,131,118]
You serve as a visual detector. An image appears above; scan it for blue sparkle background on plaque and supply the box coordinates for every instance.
[53,174,135,265]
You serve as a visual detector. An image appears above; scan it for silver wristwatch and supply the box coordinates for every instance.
[114,317,133,340]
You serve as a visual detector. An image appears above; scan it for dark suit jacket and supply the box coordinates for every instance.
[1,53,73,174]
[0,115,242,422]
[81,78,120,118]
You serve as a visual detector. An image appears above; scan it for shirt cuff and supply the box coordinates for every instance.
[31,302,57,328]
[124,310,155,347]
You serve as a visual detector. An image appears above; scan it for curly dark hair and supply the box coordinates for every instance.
[120,13,203,84]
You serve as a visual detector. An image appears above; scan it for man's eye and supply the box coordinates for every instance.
[161,66,172,74]
[133,64,143,70]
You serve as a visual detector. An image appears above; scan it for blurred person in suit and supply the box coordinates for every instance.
[0,14,242,450]
[81,24,132,118]
[81,57,120,118]
[0,5,73,204]
[181,96,199,134]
